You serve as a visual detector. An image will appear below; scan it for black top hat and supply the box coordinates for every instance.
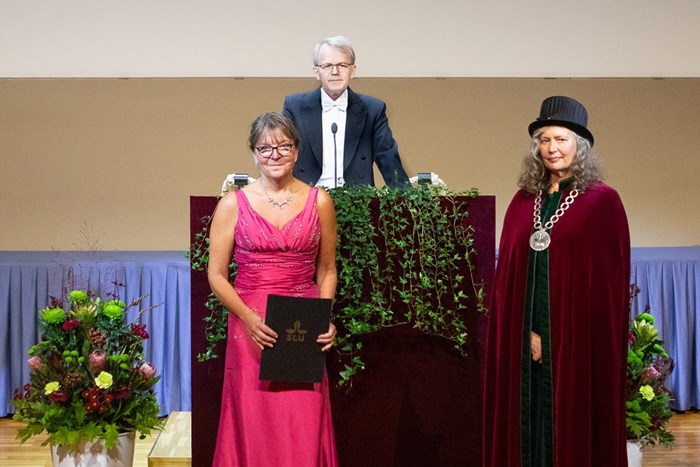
[528,96,594,146]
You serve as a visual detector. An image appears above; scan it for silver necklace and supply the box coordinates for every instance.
[262,181,295,209]
[529,189,580,251]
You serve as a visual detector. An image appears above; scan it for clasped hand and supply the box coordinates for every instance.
[245,314,336,352]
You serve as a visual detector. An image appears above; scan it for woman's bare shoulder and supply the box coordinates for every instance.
[215,190,240,216]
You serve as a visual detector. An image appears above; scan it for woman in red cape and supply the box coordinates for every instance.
[483,96,630,466]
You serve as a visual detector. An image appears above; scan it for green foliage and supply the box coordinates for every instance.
[196,291,236,362]
[190,185,487,388]
[188,215,212,271]
[190,219,238,362]
[626,286,675,448]
[11,290,164,451]
[329,185,486,387]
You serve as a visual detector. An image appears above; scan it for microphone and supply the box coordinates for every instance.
[331,123,338,188]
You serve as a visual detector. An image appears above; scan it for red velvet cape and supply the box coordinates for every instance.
[483,182,630,466]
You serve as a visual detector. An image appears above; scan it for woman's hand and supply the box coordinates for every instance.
[317,322,337,352]
[244,312,277,350]
[531,331,542,363]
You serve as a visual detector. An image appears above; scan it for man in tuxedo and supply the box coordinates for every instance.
[283,36,410,188]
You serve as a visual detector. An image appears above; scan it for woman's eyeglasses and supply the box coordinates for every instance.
[255,144,294,158]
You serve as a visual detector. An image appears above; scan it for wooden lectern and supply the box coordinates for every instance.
[190,195,495,466]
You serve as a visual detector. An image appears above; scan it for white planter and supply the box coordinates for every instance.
[51,431,135,467]
[627,440,643,467]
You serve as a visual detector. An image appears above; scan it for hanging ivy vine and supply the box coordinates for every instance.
[189,185,487,388]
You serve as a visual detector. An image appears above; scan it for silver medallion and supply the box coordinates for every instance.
[529,229,551,251]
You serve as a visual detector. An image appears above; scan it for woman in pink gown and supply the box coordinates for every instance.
[208,112,339,467]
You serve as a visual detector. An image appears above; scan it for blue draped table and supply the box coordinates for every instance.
[630,246,700,411]
[2,247,698,417]
[0,251,191,417]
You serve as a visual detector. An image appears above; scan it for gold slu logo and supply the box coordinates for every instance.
[286,320,308,342]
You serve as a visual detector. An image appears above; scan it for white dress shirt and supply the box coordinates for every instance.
[317,89,348,188]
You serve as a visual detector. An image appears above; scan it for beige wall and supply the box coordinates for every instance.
[1,78,698,250]
[3,0,699,78]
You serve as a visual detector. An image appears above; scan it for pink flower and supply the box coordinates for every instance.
[88,350,107,372]
[27,356,44,372]
[139,362,156,379]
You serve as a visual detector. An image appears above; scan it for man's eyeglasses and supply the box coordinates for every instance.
[316,63,353,72]
[255,144,294,158]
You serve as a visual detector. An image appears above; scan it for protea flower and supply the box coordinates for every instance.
[89,350,107,372]
[139,362,157,379]
[27,356,43,372]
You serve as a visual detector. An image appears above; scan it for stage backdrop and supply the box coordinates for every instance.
[1,78,699,251]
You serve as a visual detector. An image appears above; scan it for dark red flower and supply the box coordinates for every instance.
[85,400,101,413]
[62,319,80,331]
[48,390,68,404]
[82,385,100,400]
[81,385,111,413]
[110,386,132,401]
[131,323,150,340]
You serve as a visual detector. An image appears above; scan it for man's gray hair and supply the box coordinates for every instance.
[312,36,356,65]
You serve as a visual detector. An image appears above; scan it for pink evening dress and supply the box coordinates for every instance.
[213,187,338,467]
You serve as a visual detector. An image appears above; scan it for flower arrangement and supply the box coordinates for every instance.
[626,285,675,448]
[11,289,164,450]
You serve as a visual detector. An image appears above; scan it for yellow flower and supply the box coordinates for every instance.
[95,371,113,389]
[639,385,655,401]
[44,381,61,395]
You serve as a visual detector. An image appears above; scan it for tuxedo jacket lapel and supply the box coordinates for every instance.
[344,88,367,170]
[300,89,324,170]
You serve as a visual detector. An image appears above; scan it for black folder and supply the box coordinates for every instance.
[259,294,332,383]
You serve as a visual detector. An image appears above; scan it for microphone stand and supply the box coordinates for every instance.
[331,122,338,188]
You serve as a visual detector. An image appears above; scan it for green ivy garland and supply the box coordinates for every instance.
[189,185,486,387]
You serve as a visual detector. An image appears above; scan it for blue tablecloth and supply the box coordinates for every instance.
[630,246,700,410]
[0,251,191,416]
[2,247,698,415]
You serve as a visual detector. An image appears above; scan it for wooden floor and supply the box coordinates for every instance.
[1,411,698,466]
[643,410,700,467]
